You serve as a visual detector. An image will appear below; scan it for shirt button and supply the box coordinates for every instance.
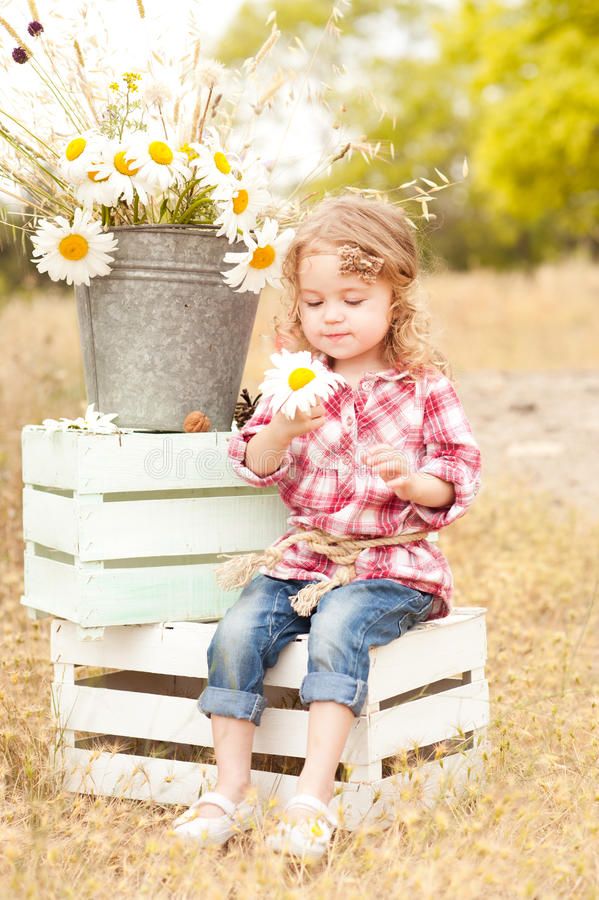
[362,379,373,390]
[345,414,354,427]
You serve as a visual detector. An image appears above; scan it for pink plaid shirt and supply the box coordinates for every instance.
[227,354,481,620]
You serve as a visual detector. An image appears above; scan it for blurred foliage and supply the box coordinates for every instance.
[219,0,599,269]
[0,217,45,304]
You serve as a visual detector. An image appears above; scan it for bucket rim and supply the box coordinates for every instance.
[106,223,221,235]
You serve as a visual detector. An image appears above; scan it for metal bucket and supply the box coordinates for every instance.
[75,225,259,432]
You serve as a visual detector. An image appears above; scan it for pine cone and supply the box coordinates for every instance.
[234,388,262,429]
[183,410,212,433]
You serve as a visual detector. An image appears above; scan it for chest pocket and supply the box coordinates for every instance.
[360,381,421,447]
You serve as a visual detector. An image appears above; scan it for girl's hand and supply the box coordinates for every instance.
[269,402,326,446]
[364,443,415,500]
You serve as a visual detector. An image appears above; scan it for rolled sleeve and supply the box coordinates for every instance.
[227,395,294,488]
[410,375,481,529]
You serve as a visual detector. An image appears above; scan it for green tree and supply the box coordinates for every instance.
[439,0,599,262]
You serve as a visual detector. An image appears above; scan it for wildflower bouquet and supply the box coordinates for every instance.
[0,1,462,296]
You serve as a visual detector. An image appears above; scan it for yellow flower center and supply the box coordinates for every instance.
[232,189,249,215]
[179,143,198,161]
[249,244,275,270]
[213,151,231,174]
[58,234,89,261]
[288,367,316,391]
[87,169,110,183]
[114,150,140,176]
[66,137,86,161]
[149,140,174,166]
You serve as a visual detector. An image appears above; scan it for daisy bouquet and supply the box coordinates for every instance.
[0,2,462,295]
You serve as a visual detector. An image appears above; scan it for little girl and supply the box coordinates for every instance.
[171,194,481,858]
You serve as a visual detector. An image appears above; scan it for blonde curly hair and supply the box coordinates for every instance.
[275,193,452,381]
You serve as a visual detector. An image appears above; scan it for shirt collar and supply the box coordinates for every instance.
[315,351,411,383]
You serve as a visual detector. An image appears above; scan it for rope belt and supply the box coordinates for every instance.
[214,527,431,617]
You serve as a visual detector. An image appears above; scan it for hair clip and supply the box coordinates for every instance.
[337,244,384,284]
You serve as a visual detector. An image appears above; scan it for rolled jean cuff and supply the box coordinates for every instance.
[197,686,267,725]
[299,672,368,717]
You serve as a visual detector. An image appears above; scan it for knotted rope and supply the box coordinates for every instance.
[214,527,431,617]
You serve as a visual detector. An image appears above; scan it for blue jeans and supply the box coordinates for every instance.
[198,574,434,723]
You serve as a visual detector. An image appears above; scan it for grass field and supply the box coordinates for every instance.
[0,260,598,897]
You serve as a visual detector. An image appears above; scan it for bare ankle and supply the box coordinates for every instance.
[296,778,333,805]
[215,779,252,802]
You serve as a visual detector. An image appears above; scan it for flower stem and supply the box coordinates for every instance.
[171,179,207,222]
[29,58,87,132]
[118,90,131,142]
[0,107,60,159]
[197,85,213,143]
[178,194,213,224]
[0,123,72,193]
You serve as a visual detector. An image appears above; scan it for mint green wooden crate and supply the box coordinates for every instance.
[21,426,288,629]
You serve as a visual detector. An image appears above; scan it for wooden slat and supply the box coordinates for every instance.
[52,682,371,764]
[80,431,246,492]
[54,745,484,828]
[24,553,241,626]
[22,427,79,491]
[367,611,487,702]
[52,620,311,687]
[23,490,288,561]
[51,675,488,768]
[78,494,288,560]
[51,611,485,697]
[370,679,490,761]
[24,554,78,621]
[23,488,77,555]
[54,747,367,825]
[22,427,257,492]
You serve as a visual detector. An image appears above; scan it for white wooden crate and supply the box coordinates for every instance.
[21,426,290,628]
[50,608,489,830]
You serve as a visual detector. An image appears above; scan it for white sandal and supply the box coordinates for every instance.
[170,790,260,846]
[266,793,339,861]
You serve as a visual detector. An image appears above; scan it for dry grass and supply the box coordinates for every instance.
[1,262,598,897]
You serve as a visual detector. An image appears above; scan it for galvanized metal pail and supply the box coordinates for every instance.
[75,224,259,432]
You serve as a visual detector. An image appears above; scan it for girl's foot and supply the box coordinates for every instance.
[170,789,261,846]
[266,793,338,861]
[282,785,333,826]
[194,782,252,818]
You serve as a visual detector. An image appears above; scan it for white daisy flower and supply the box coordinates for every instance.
[259,349,345,420]
[74,160,116,209]
[30,208,118,287]
[212,170,272,243]
[221,217,295,294]
[58,130,104,184]
[42,403,119,435]
[126,137,191,193]
[188,127,240,189]
[101,138,152,205]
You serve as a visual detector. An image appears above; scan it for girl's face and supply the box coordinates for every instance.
[297,250,393,373]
